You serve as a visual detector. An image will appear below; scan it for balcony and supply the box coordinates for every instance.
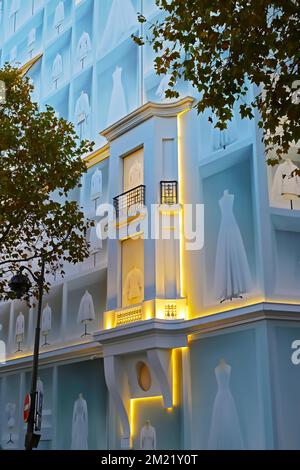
[160,181,178,205]
[113,185,146,219]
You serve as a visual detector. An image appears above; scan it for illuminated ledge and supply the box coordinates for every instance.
[84,143,110,168]
[0,341,102,374]
[94,318,188,357]
[96,301,300,354]
[104,298,187,329]
[100,97,195,143]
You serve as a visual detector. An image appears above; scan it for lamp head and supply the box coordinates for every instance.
[9,271,31,299]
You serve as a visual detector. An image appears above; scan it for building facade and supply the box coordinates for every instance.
[0,0,300,450]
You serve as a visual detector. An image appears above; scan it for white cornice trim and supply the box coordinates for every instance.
[0,341,102,374]
[1,302,299,372]
[100,97,195,142]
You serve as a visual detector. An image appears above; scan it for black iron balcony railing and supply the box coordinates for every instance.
[113,184,146,219]
[160,181,178,205]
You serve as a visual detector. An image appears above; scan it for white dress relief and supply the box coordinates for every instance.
[71,395,88,450]
[0,1,4,25]
[77,290,96,323]
[123,267,143,305]
[75,91,90,140]
[15,312,25,342]
[28,28,36,57]
[140,422,156,450]
[212,115,237,151]
[5,403,16,430]
[208,361,244,450]
[271,159,300,205]
[10,0,20,16]
[89,225,103,253]
[214,190,252,302]
[156,74,177,103]
[9,46,18,65]
[76,31,92,69]
[128,161,143,189]
[54,1,64,33]
[107,66,127,126]
[41,304,52,334]
[90,168,103,201]
[52,53,63,87]
[99,0,137,54]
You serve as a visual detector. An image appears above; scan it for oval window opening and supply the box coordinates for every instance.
[136,361,151,391]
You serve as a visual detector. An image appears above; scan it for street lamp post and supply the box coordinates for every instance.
[9,258,46,450]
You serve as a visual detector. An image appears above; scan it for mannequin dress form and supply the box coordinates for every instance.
[28,28,36,59]
[41,303,52,346]
[90,168,103,210]
[140,420,156,450]
[71,393,88,450]
[214,190,252,302]
[10,46,17,66]
[271,159,300,209]
[123,267,143,306]
[75,91,90,140]
[208,359,244,449]
[77,290,96,337]
[5,402,16,445]
[10,0,20,32]
[155,74,178,103]
[107,66,127,126]
[76,31,92,70]
[212,115,237,151]
[52,53,63,89]
[54,1,64,35]
[15,312,25,352]
[99,0,137,54]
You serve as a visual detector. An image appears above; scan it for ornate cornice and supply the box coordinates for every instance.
[100,97,195,143]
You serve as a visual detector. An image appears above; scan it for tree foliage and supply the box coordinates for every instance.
[0,65,93,300]
[135,0,300,163]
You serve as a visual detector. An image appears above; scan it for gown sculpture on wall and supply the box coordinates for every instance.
[0,1,3,25]
[52,53,63,89]
[15,312,25,352]
[71,393,88,450]
[5,403,16,445]
[211,114,237,151]
[54,1,64,35]
[140,420,156,450]
[77,290,96,337]
[27,28,36,59]
[214,190,252,303]
[208,359,244,450]
[128,160,143,189]
[271,159,300,209]
[155,74,178,103]
[90,168,103,208]
[9,46,17,66]
[123,267,143,306]
[76,31,92,70]
[10,0,20,32]
[75,91,90,140]
[99,0,137,54]
[107,66,127,126]
[41,303,52,346]
[89,225,103,256]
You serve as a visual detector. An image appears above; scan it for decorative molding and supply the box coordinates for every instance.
[0,341,102,374]
[100,97,195,143]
